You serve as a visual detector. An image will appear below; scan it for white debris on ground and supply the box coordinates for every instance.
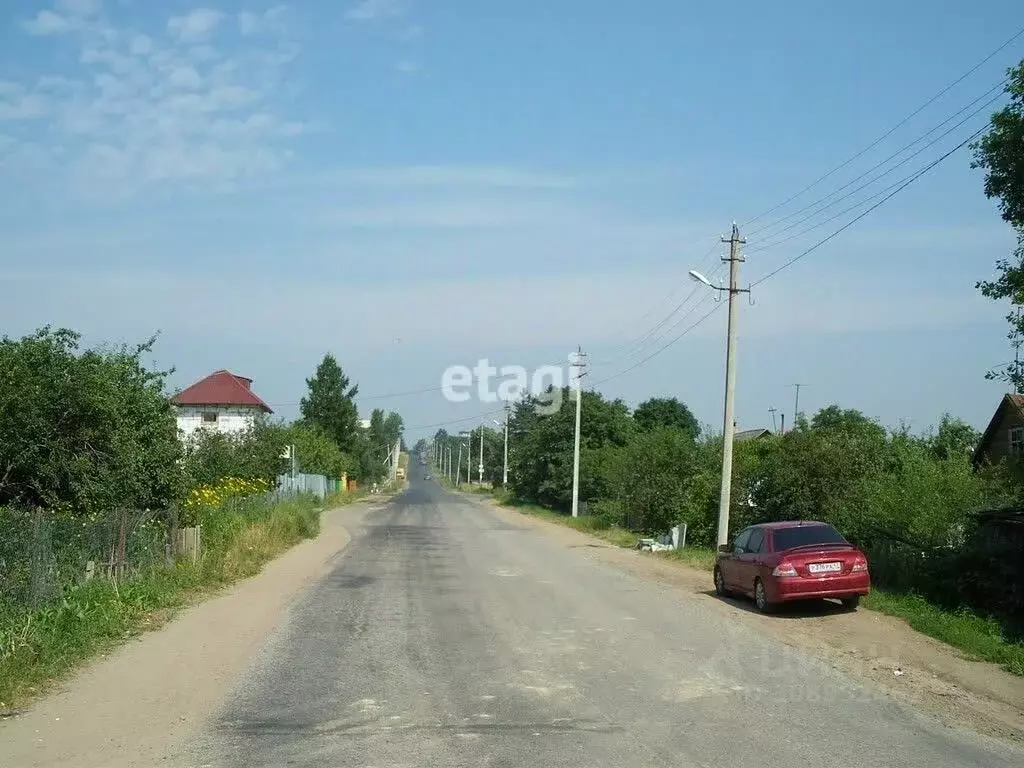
[636,524,687,552]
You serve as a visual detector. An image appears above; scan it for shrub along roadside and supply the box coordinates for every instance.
[0,494,325,712]
[463,485,1024,677]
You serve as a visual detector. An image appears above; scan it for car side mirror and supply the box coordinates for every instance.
[717,544,731,553]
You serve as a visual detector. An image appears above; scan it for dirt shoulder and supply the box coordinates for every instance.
[481,499,1024,745]
[0,502,369,768]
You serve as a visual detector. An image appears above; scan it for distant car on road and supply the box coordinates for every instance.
[424,474,433,480]
[714,521,870,613]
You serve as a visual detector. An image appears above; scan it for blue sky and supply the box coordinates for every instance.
[1,0,1022,442]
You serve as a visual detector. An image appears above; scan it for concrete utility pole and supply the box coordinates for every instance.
[456,441,463,485]
[478,424,485,484]
[502,402,510,488]
[769,407,778,434]
[571,346,588,518]
[716,224,748,548]
[792,383,806,428]
[466,434,471,486]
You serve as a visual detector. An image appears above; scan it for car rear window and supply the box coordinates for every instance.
[773,524,847,551]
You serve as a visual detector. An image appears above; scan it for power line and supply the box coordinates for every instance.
[591,28,1023,382]
[742,24,1024,227]
[749,124,987,290]
[747,80,1007,240]
[588,112,994,389]
[592,262,727,368]
[406,406,508,432]
[596,287,722,369]
[743,104,998,258]
[591,300,725,387]
[591,241,723,364]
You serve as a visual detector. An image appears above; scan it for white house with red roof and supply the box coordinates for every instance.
[171,370,273,440]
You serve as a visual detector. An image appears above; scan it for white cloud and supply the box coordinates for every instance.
[167,9,224,43]
[7,3,304,196]
[23,10,75,35]
[0,84,49,121]
[346,0,404,21]
[239,6,289,36]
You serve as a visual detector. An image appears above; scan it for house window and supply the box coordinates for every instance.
[202,411,219,425]
[1010,426,1024,454]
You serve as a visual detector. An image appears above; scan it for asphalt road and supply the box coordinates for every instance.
[186,474,1022,768]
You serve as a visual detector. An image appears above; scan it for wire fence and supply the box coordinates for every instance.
[0,507,170,611]
[0,474,335,614]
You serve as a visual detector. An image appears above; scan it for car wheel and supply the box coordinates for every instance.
[754,579,774,614]
[841,596,860,611]
[714,566,730,597]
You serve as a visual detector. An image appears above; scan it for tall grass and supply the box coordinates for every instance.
[0,495,322,711]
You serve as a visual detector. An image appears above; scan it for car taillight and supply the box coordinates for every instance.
[851,557,868,572]
[772,562,797,577]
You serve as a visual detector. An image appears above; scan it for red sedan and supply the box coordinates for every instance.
[714,521,870,613]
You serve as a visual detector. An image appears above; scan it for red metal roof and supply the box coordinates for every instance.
[171,370,273,413]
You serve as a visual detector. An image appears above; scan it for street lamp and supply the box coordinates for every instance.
[688,269,715,287]
[691,224,748,548]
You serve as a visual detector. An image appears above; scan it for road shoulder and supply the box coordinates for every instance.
[0,502,364,768]
[474,496,1024,745]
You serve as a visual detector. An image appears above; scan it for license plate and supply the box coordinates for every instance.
[808,561,842,574]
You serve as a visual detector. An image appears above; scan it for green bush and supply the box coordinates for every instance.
[0,328,182,514]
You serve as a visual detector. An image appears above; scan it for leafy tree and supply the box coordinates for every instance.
[181,417,288,488]
[616,427,697,534]
[508,388,633,510]
[0,327,182,513]
[972,62,1024,389]
[383,412,404,448]
[752,406,889,534]
[972,61,1024,228]
[354,408,404,483]
[677,434,770,546]
[849,434,985,550]
[633,397,700,439]
[289,423,355,478]
[299,354,360,453]
[927,414,980,461]
[810,404,887,441]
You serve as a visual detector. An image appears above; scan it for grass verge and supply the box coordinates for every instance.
[0,494,333,712]
[862,591,1024,676]
[464,486,1024,677]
